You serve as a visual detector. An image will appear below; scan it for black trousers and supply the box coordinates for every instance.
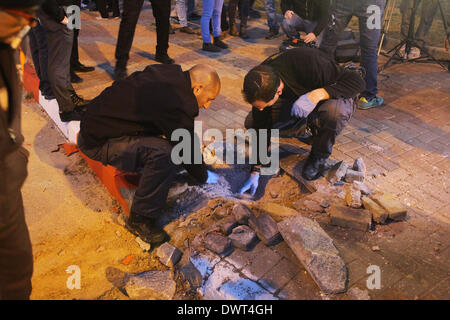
[245,95,354,159]
[228,0,249,27]
[79,135,176,218]
[96,0,120,18]
[29,23,53,97]
[38,11,76,113]
[115,0,171,68]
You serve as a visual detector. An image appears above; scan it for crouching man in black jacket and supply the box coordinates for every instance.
[78,64,221,245]
[239,48,365,195]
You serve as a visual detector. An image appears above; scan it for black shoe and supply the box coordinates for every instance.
[239,25,249,39]
[265,28,279,40]
[187,12,202,21]
[113,67,127,80]
[180,26,199,34]
[125,213,169,245]
[44,94,55,100]
[71,71,83,83]
[155,53,175,64]
[229,23,238,36]
[213,37,228,49]
[302,154,328,181]
[70,91,90,108]
[59,105,86,122]
[72,62,95,73]
[169,24,175,34]
[202,42,221,52]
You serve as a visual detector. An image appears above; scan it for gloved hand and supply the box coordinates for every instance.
[291,93,317,119]
[206,170,219,184]
[238,173,260,196]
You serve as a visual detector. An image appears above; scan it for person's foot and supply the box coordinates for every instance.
[187,12,201,21]
[59,105,86,122]
[70,71,83,83]
[202,42,221,52]
[229,23,238,36]
[213,37,228,49]
[44,94,55,100]
[125,213,169,246]
[155,52,175,64]
[170,15,180,24]
[239,25,249,39]
[169,24,175,34]
[180,26,199,34]
[70,91,90,108]
[265,28,279,40]
[96,15,108,20]
[358,96,384,110]
[302,154,328,181]
[72,62,95,73]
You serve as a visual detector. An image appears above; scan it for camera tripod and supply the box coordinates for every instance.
[378,0,449,72]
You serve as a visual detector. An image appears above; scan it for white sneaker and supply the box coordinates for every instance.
[407,47,421,60]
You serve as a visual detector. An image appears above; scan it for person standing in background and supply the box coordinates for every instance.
[228,0,250,39]
[201,0,228,51]
[0,0,42,300]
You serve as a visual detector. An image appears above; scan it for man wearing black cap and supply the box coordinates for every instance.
[0,0,41,300]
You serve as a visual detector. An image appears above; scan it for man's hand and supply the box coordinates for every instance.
[60,16,68,25]
[284,10,294,19]
[238,172,260,196]
[304,32,317,43]
[206,170,219,184]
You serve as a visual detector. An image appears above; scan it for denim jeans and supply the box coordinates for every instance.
[281,13,324,46]
[175,0,188,27]
[264,0,279,31]
[201,0,224,43]
[321,0,386,100]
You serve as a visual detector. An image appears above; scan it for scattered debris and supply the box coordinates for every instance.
[329,205,372,232]
[228,225,258,251]
[370,192,408,221]
[352,157,366,176]
[121,254,134,265]
[178,262,203,291]
[204,233,234,257]
[345,169,365,183]
[232,203,255,224]
[156,242,182,268]
[259,202,300,221]
[345,183,362,208]
[124,271,176,300]
[248,213,282,246]
[362,196,388,224]
[219,216,238,235]
[353,181,373,195]
[135,237,151,252]
[327,160,349,184]
[278,215,347,294]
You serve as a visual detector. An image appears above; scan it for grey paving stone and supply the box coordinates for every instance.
[124,271,176,300]
[156,242,182,268]
[219,216,239,235]
[204,233,234,257]
[278,216,347,294]
[330,205,372,232]
[232,203,255,224]
[248,213,282,246]
[229,225,258,251]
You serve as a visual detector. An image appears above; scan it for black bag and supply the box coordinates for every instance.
[335,28,361,63]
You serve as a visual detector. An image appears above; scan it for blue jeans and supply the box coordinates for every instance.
[321,0,386,100]
[201,0,224,43]
[175,0,188,27]
[281,13,323,46]
[264,0,279,31]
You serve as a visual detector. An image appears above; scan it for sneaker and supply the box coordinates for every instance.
[155,53,175,64]
[70,71,83,83]
[125,213,169,245]
[202,42,221,52]
[180,26,199,35]
[239,25,249,39]
[213,37,228,49]
[265,28,279,40]
[407,46,421,60]
[170,16,180,24]
[229,23,238,36]
[358,96,384,110]
[72,62,95,73]
[302,154,328,181]
[59,105,86,122]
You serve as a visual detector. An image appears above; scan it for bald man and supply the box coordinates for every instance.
[78,64,221,245]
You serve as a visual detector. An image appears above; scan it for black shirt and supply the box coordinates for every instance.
[80,64,208,183]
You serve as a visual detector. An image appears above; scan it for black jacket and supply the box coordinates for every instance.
[281,0,330,36]
[262,47,365,99]
[79,64,208,183]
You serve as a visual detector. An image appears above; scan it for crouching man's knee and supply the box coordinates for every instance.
[318,98,354,134]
